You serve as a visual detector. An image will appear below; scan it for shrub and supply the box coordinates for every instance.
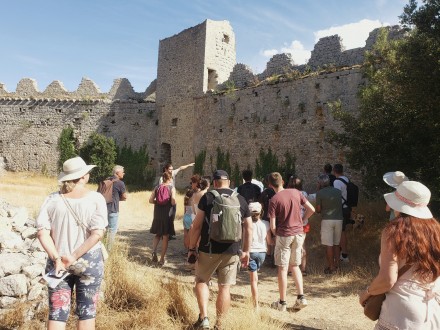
[58,126,77,170]
[79,133,117,183]
[116,145,155,189]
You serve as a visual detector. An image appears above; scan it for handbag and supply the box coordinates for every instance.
[61,194,108,261]
[364,264,412,321]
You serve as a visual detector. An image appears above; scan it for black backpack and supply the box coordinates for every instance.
[335,178,359,207]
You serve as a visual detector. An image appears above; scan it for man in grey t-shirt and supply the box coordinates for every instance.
[316,174,342,274]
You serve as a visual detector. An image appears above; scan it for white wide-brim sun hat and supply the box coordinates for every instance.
[383,171,408,188]
[58,156,96,182]
[384,181,432,219]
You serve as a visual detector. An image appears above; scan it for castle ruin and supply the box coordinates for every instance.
[0,20,403,190]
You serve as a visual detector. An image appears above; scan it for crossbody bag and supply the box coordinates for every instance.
[61,193,108,261]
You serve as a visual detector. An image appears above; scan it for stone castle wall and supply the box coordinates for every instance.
[0,21,404,188]
[0,97,157,174]
[193,67,363,191]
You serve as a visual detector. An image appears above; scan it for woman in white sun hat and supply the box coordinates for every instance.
[359,181,440,329]
[36,156,108,329]
[383,171,408,220]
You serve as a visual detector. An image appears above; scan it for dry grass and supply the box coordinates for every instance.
[0,171,389,329]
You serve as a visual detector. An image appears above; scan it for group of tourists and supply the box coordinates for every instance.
[34,156,440,330]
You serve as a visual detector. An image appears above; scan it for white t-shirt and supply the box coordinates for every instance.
[36,191,108,256]
[250,219,270,253]
[333,175,349,208]
[159,168,181,187]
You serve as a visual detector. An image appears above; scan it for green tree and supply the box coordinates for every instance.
[79,133,117,183]
[215,147,232,175]
[194,149,206,175]
[329,0,440,197]
[58,126,77,170]
[231,163,241,188]
[116,145,155,188]
[254,148,279,180]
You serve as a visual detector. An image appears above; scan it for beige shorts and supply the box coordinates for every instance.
[195,252,239,285]
[321,220,343,246]
[274,234,305,267]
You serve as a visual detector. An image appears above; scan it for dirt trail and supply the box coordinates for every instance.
[116,202,376,330]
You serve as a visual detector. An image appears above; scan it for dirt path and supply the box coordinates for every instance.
[116,201,376,330]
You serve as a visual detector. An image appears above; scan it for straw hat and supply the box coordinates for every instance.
[383,171,408,188]
[58,157,96,182]
[383,181,432,219]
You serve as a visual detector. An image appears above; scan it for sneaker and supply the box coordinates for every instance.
[271,300,287,312]
[340,253,349,263]
[193,315,210,329]
[169,235,177,240]
[152,252,158,263]
[293,297,308,310]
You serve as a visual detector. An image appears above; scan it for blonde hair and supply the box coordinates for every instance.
[60,178,81,194]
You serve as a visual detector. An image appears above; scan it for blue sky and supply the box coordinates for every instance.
[0,0,407,93]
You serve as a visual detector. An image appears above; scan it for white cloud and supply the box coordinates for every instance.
[262,49,278,57]
[258,18,390,70]
[314,19,385,49]
[261,40,310,65]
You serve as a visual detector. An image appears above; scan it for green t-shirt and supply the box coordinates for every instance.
[316,186,343,220]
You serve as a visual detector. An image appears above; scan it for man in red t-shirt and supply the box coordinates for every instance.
[267,172,315,311]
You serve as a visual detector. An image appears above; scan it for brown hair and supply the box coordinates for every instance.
[191,174,201,187]
[288,175,303,190]
[384,216,440,282]
[268,172,283,188]
[162,172,172,182]
[184,189,193,206]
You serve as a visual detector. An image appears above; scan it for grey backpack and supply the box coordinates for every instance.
[206,190,242,243]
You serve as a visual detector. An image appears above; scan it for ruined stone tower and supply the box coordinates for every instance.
[156,19,235,184]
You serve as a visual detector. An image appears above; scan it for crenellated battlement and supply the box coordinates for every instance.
[0,20,407,189]
[0,77,156,101]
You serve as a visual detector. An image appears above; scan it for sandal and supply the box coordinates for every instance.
[152,252,158,263]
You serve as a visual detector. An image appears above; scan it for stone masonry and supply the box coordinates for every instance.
[0,20,404,190]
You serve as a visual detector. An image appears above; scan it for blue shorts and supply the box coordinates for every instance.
[45,248,104,322]
[248,252,266,272]
[183,214,193,230]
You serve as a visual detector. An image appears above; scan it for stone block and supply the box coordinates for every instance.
[11,207,28,228]
[0,274,28,297]
[0,296,17,308]
[0,253,29,276]
[22,264,44,279]
[0,230,25,251]
[27,282,45,301]
[21,227,37,239]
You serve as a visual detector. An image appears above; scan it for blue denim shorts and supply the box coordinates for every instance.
[248,252,266,272]
[183,213,193,230]
[45,248,104,322]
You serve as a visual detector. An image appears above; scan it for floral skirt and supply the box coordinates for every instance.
[45,248,104,322]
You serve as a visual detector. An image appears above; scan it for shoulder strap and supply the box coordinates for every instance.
[397,264,412,278]
[210,189,220,198]
[61,193,89,233]
[336,177,348,185]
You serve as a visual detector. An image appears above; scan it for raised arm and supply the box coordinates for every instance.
[177,162,195,172]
